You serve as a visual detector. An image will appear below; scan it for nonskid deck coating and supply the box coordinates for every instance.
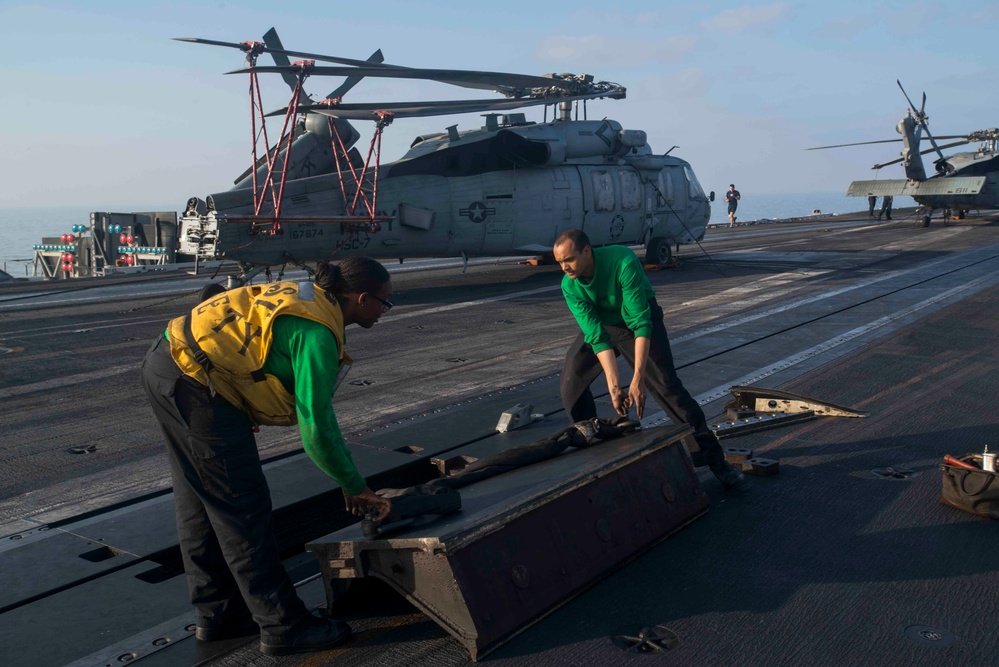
[1,214,998,666]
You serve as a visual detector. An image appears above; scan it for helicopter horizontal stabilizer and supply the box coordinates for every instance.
[847,177,985,197]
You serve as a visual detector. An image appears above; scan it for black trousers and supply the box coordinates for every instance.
[140,336,309,634]
[560,300,724,466]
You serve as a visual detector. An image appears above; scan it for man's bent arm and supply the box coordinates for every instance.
[597,348,628,415]
[629,336,651,418]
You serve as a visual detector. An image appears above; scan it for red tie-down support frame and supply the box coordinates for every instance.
[231,41,392,238]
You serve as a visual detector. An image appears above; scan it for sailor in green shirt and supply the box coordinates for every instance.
[142,257,394,656]
[261,315,367,496]
[553,229,743,488]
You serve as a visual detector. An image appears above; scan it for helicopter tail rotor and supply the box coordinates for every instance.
[896,80,953,173]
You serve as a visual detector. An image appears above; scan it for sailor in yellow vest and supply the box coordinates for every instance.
[141,256,393,656]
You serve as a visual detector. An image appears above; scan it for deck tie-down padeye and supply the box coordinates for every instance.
[307,421,708,660]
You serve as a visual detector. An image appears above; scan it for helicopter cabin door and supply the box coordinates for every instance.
[577,167,644,246]
[480,194,514,254]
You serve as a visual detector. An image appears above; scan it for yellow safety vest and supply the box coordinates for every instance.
[167,281,351,426]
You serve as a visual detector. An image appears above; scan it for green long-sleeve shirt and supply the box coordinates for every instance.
[561,245,656,354]
[260,316,366,495]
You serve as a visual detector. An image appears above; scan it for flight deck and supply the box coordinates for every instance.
[1,212,997,666]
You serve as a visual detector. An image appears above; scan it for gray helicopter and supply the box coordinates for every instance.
[808,81,998,227]
[175,29,715,279]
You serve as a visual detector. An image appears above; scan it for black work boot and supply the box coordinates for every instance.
[259,614,352,656]
[709,460,745,489]
[196,615,258,642]
[196,601,258,642]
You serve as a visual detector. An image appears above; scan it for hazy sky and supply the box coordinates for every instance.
[2,1,997,208]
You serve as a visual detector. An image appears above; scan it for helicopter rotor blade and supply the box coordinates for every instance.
[869,139,972,171]
[896,80,922,120]
[327,49,385,100]
[257,29,384,104]
[227,65,576,95]
[177,35,522,95]
[897,79,949,166]
[176,36,401,69]
[183,37,596,97]
[265,97,522,118]
[174,37,259,51]
[269,90,619,121]
[806,134,970,151]
[872,156,906,170]
[920,139,972,154]
[260,28,301,94]
[806,138,905,150]
[871,142,971,171]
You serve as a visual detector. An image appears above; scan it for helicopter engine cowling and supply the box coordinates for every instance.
[618,130,647,148]
[305,114,360,146]
[498,120,647,166]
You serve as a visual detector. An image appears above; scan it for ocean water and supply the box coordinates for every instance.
[707,191,911,225]
[0,205,177,276]
[0,193,909,275]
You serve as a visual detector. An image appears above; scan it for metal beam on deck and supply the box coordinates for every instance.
[308,425,708,661]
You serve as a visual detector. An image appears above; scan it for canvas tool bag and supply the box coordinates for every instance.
[939,454,999,520]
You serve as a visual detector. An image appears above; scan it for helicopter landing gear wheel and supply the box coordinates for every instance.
[918,216,930,228]
[645,237,672,265]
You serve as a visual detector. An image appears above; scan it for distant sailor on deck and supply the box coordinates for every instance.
[878,195,893,221]
[553,229,744,488]
[140,257,393,657]
[726,184,741,226]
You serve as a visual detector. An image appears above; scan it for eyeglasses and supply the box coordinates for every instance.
[370,294,393,311]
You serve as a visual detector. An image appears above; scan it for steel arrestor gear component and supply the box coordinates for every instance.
[308,424,704,660]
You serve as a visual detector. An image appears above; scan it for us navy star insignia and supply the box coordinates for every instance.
[459,201,495,223]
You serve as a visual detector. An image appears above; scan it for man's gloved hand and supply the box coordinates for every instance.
[344,487,391,521]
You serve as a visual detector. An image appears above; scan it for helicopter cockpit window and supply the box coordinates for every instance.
[620,170,641,211]
[683,165,705,199]
[657,170,674,207]
[591,170,615,212]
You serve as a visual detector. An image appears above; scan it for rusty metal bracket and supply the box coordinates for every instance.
[711,386,866,439]
[725,385,867,418]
